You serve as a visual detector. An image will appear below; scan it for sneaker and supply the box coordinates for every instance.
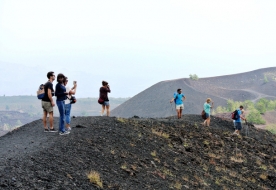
[49,128,58,132]
[59,131,70,135]
[44,128,49,132]
[66,127,71,131]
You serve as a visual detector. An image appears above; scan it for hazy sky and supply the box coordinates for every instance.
[0,0,276,97]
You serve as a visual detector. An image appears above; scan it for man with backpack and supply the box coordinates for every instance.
[41,71,57,132]
[233,106,247,136]
[170,88,186,119]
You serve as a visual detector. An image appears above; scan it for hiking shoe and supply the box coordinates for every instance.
[49,128,58,132]
[44,129,49,132]
[66,127,71,131]
[59,131,70,135]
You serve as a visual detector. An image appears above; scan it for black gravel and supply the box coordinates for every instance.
[0,115,275,189]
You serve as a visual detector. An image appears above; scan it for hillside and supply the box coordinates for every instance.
[111,67,276,118]
[0,96,129,132]
[0,116,275,189]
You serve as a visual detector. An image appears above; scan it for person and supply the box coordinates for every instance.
[55,73,70,135]
[170,89,186,119]
[233,106,247,136]
[99,81,111,116]
[203,98,214,127]
[64,77,77,131]
[41,71,57,132]
[233,109,244,129]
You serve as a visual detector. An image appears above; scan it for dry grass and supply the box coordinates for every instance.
[162,168,174,177]
[260,165,267,170]
[151,150,157,157]
[121,163,127,170]
[230,156,244,163]
[174,181,182,190]
[208,152,221,159]
[151,129,170,138]
[182,175,189,182]
[87,171,103,188]
[259,173,267,180]
[117,117,125,123]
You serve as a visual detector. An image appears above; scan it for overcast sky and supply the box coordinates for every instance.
[0,0,276,97]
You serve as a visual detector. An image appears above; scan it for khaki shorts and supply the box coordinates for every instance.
[42,101,53,113]
[176,104,184,110]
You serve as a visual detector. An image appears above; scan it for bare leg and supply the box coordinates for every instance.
[101,105,105,116]
[179,109,183,118]
[42,111,48,129]
[207,117,211,126]
[49,112,54,129]
[177,109,181,119]
[106,105,110,117]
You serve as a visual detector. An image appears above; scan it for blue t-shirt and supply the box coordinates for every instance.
[204,103,211,114]
[174,93,184,105]
[235,110,242,122]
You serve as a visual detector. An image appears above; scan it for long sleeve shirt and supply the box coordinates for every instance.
[55,83,67,101]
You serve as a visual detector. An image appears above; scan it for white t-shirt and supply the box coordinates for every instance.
[65,86,71,104]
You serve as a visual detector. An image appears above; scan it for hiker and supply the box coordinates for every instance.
[170,89,186,119]
[233,106,247,136]
[203,98,214,127]
[41,71,57,132]
[233,109,244,129]
[55,73,70,135]
[99,81,111,116]
[64,77,77,131]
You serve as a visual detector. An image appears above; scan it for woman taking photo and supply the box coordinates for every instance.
[203,98,214,127]
[55,73,70,135]
[64,77,77,131]
[99,81,111,116]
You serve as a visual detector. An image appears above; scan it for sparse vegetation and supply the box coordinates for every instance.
[87,170,103,188]
[189,74,199,81]
[264,75,269,83]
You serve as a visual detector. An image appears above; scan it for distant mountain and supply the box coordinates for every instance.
[111,67,276,118]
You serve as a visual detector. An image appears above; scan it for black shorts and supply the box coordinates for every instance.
[235,122,242,130]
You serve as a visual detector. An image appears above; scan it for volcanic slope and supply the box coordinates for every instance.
[111,67,276,118]
[0,116,276,189]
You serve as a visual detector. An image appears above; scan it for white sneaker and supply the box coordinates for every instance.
[59,131,70,135]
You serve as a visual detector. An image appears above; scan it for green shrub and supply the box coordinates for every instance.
[215,106,228,113]
[189,74,199,81]
[255,98,269,114]
[247,109,266,125]
[226,100,242,112]
[267,100,276,111]
[266,125,276,134]
[264,75,269,83]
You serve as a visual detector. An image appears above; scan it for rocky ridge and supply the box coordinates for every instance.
[0,115,275,189]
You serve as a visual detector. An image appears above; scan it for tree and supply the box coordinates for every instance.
[189,74,199,81]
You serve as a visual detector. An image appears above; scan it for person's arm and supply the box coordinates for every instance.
[210,102,214,109]
[70,84,77,95]
[106,85,111,93]
[48,89,55,107]
[240,115,246,121]
[170,93,177,103]
[183,95,186,101]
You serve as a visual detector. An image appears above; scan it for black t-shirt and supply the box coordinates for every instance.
[42,81,54,102]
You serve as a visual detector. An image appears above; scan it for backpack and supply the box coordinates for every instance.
[70,96,77,104]
[231,110,240,120]
[37,84,45,99]
[201,110,207,120]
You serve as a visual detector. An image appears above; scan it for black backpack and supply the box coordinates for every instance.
[231,110,240,120]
